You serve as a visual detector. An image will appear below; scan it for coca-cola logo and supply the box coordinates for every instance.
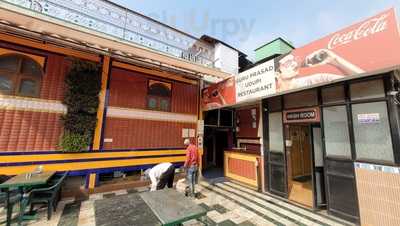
[328,13,388,49]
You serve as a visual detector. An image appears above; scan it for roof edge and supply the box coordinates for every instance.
[200,35,247,57]
[254,37,295,51]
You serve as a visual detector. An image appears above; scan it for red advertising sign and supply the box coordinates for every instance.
[202,77,236,110]
[276,8,400,92]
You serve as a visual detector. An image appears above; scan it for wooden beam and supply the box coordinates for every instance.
[112,61,198,85]
[93,56,111,150]
[89,55,110,189]
[198,80,204,175]
[0,33,101,62]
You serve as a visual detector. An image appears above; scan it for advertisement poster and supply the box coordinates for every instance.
[202,76,236,110]
[275,8,400,92]
[236,60,275,103]
[202,8,400,110]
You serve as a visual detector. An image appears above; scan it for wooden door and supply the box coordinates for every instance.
[290,125,312,178]
[287,147,293,193]
[290,126,303,178]
[302,127,312,175]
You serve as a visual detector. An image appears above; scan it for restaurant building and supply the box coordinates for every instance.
[0,0,239,191]
[202,8,400,225]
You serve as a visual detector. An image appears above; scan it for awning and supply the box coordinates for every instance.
[206,65,400,110]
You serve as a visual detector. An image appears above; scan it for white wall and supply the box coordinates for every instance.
[214,43,239,75]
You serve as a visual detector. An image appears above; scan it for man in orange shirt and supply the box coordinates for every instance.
[183,138,199,197]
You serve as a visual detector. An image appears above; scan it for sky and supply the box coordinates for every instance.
[110,0,400,60]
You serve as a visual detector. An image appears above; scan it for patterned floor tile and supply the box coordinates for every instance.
[57,201,81,226]
[102,193,115,199]
[218,220,236,226]
[223,181,352,226]
[126,188,138,194]
[198,203,212,212]
[212,204,228,214]
[237,220,256,226]
[94,193,160,226]
[198,216,217,226]
[77,200,95,226]
[195,193,207,200]
[0,181,355,226]
[182,219,205,226]
[113,190,128,196]
[199,182,290,226]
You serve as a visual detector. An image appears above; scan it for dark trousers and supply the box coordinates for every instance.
[156,165,175,190]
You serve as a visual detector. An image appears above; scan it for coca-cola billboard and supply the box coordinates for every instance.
[276,8,400,92]
[202,8,400,110]
[328,13,388,50]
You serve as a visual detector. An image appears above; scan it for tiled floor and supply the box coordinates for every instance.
[288,180,313,208]
[0,180,354,226]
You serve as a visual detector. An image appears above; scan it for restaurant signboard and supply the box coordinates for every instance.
[202,60,275,111]
[235,60,275,103]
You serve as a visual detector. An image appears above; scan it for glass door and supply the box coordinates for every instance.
[265,110,287,197]
[311,125,327,208]
[322,105,359,222]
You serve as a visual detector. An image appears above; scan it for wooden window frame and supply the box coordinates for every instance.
[146,79,172,112]
[0,54,42,98]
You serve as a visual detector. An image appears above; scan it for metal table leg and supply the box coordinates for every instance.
[5,188,11,226]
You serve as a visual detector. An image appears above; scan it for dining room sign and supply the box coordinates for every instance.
[283,107,321,123]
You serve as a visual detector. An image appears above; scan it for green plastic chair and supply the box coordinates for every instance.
[1,175,22,226]
[0,188,21,205]
[27,171,68,220]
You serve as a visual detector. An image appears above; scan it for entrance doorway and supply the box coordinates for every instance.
[202,127,232,179]
[285,124,326,209]
[287,125,313,207]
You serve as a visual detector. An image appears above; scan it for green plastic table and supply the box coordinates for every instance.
[94,189,207,226]
[140,189,207,226]
[0,171,55,226]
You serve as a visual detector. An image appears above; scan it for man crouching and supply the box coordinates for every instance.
[144,162,175,191]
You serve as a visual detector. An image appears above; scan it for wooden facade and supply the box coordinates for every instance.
[0,43,71,152]
[103,66,199,150]
[236,106,260,139]
[0,32,203,189]
[235,105,261,154]
[224,151,260,188]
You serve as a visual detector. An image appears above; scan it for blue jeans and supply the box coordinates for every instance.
[186,165,198,196]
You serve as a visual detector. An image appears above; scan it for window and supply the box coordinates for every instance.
[0,54,42,97]
[284,89,318,109]
[147,80,171,111]
[350,79,385,101]
[352,101,394,163]
[323,106,352,158]
[268,96,282,112]
[219,109,233,127]
[322,85,345,104]
[0,76,12,93]
[204,109,218,126]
